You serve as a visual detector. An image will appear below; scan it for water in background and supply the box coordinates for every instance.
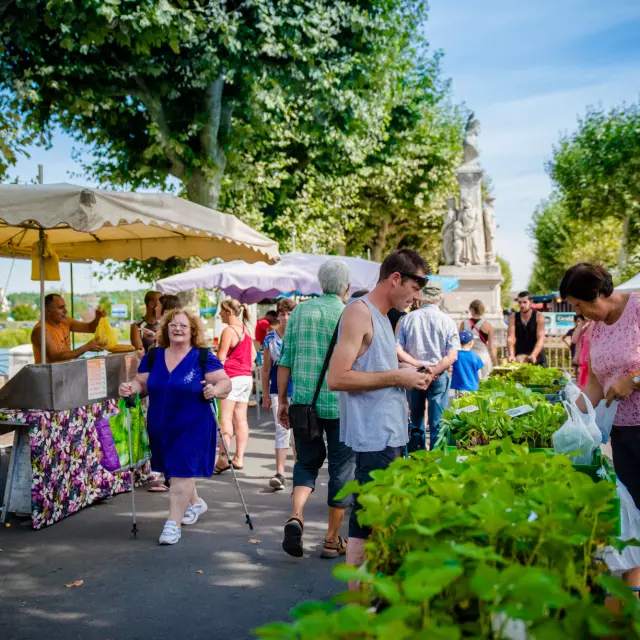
[0,348,8,377]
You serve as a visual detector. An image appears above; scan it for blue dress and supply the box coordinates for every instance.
[139,347,224,478]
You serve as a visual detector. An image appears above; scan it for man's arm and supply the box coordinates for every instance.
[432,349,458,377]
[529,313,546,363]
[328,303,428,392]
[277,365,292,429]
[33,330,100,363]
[69,308,106,333]
[506,314,516,361]
[396,344,422,368]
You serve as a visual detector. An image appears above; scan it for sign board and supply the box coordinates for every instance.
[111,304,128,319]
[87,358,107,400]
[505,405,534,418]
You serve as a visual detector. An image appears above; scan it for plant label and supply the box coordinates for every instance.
[457,406,479,414]
[505,405,534,418]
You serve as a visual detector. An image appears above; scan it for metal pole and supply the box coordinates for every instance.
[39,228,46,365]
[38,164,44,185]
[70,263,76,349]
[367,248,371,261]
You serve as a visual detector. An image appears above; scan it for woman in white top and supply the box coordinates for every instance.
[459,300,498,379]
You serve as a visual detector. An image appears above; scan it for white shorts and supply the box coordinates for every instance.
[270,394,292,449]
[227,375,253,403]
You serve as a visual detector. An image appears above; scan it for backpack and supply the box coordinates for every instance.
[147,346,210,379]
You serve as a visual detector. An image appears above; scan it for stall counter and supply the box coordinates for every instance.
[0,353,149,529]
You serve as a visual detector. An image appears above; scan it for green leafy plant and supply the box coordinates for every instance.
[255,442,638,639]
[10,303,38,322]
[490,364,566,393]
[440,384,566,448]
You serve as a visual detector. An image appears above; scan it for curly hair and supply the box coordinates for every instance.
[157,308,206,349]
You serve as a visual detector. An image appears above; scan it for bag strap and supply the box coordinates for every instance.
[470,319,488,345]
[311,315,342,408]
[147,345,157,371]
[199,347,209,378]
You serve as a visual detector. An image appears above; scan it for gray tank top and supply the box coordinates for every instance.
[339,297,408,452]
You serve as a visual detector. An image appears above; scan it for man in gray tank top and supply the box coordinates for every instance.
[327,249,430,588]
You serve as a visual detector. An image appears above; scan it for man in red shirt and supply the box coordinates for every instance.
[255,310,278,346]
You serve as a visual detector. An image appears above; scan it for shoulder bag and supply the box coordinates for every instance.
[288,317,341,441]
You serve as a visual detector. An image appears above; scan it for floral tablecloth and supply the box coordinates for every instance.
[0,399,150,529]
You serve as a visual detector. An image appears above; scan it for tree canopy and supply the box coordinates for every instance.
[546,103,640,279]
[528,197,622,294]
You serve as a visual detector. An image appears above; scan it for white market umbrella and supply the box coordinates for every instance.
[156,252,459,303]
[0,183,280,362]
[617,272,640,292]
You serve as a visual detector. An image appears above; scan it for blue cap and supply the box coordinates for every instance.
[459,330,474,345]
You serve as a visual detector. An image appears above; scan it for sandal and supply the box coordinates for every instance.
[214,462,231,475]
[282,517,304,558]
[232,462,244,470]
[147,483,170,493]
[321,536,347,559]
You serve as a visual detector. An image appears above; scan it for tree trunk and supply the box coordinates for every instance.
[618,212,631,273]
[371,219,390,262]
[185,168,224,210]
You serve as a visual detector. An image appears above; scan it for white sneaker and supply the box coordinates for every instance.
[182,499,208,525]
[158,520,181,545]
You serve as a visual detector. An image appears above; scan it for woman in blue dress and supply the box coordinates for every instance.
[119,309,231,545]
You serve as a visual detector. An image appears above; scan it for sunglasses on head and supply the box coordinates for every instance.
[398,272,429,288]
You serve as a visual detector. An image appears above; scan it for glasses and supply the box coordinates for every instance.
[168,323,190,330]
[398,272,429,288]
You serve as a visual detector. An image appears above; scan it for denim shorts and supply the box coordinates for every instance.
[348,445,405,539]
[292,418,355,508]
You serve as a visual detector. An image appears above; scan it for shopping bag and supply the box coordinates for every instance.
[602,480,640,576]
[95,417,120,472]
[564,381,581,404]
[594,399,619,445]
[108,396,150,468]
[552,394,602,465]
[94,308,118,349]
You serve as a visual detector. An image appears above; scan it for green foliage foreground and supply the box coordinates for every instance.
[256,441,639,639]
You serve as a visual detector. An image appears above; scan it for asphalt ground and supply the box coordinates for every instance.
[0,407,344,640]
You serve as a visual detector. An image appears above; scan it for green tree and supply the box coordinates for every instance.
[11,303,38,321]
[495,255,513,310]
[1,0,427,209]
[548,103,640,278]
[528,197,622,293]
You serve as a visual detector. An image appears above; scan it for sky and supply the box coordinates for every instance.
[2,0,640,293]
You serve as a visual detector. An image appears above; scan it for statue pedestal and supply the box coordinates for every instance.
[439,264,505,339]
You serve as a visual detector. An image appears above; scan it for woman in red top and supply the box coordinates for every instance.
[215,299,257,473]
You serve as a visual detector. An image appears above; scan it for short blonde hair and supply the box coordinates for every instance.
[157,308,206,349]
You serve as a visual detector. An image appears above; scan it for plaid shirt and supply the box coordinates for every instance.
[278,294,344,420]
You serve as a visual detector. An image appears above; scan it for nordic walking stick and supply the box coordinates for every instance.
[124,394,139,538]
[209,400,254,532]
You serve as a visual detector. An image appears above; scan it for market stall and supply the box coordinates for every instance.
[0,183,279,528]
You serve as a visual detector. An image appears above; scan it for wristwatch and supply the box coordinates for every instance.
[632,371,640,386]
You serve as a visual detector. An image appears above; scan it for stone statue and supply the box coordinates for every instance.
[463,113,481,165]
[441,197,483,266]
[483,196,497,265]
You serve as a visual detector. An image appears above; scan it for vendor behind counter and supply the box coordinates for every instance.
[31,294,106,364]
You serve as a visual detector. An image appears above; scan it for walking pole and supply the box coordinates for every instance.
[124,394,139,538]
[209,399,254,532]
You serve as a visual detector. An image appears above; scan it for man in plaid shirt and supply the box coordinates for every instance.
[277,258,355,559]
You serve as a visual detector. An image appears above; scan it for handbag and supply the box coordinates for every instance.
[288,317,341,441]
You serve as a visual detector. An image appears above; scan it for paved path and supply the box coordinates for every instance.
[0,408,343,640]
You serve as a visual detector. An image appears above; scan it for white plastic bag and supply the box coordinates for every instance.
[552,394,602,465]
[564,381,581,404]
[594,399,619,445]
[602,480,640,575]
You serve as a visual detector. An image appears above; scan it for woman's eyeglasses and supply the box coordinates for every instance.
[168,323,190,330]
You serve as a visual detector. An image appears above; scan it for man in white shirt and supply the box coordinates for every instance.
[396,281,460,449]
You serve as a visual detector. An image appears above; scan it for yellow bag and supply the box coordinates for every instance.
[31,236,61,281]
[94,308,118,349]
